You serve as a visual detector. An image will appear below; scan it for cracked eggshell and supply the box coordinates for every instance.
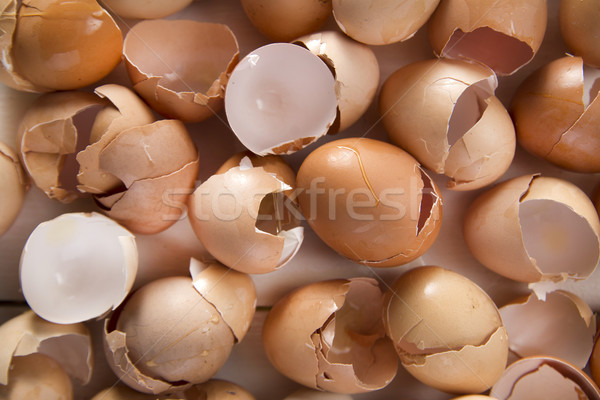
[511,56,600,172]
[241,0,332,42]
[332,0,441,45]
[560,0,600,68]
[2,0,122,92]
[491,356,600,400]
[463,174,600,283]
[188,165,303,274]
[20,212,138,324]
[0,142,27,237]
[294,31,380,132]
[428,0,547,76]
[380,58,515,191]
[225,43,337,155]
[297,138,442,267]
[0,310,93,387]
[100,0,193,19]
[262,278,398,394]
[383,266,508,394]
[124,20,239,123]
[500,290,596,369]
[94,119,199,234]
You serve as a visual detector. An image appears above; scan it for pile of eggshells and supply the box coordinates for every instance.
[1,0,600,399]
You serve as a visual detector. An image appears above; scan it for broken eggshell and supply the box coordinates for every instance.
[296,138,442,267]
[463,174,600,284]
[499,290,596,369]
[262,278,398,394]
[0,141,27,237]
[383,266,508,394]
[20,212,138,324]
[294,31,380,132]
[490,356,600,400]
[511,56,600,173]
[379,58,515,191]
[428,0,547,76]
[225,43,337,155]
[189,165,303,274]
[559,0,600,68]
[283,388,353,400]
[331,0,441,45]
[123,20,239,122]
[103,259,256,394]
[100,0,193,19]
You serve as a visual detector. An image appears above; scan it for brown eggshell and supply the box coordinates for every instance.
[89,385,159,400]
[241,0,332,42]
[294,31,380,132]
[123,20,239,122]
[451,397,499,400]
[262,278,397,394]
[189,166,303,274]
[332,0,441,45]
[0,142,27,236]
[11,0,122,91]
[463,174,600,283]
[283,389,353,400]
[491,356,600,400]
[296,138,442,267]
[383,266,508,394]
[0,310,93,386]
[560,0,600,68]
[591,328,600,389]
[186,379,256,400]
[100,0,193,19]
[500,290,596,368]
[216,151,296,191]
[380,58,515,191]
[17,91,106,202]
[428,0,547,76]
[511,56,600,172]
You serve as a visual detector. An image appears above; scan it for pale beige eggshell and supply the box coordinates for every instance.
[0,142,27,237]
[100,0,193,19]
[89,385,159,400]
[379,58,515,191]
[241,0,332,42]
[463,174,600,283]
[559,0,600,68]
[511,56,600,172]
[332,0,441,45]
[0,310,93,386]
[490,356,600,400]
[428,0,547,76]
[500,290,596,368]
[294,31,380,132]
[0,353,73,400]
[17,91,106,202]
[123,20,239,122]
[283,388,353,400]
[188,166,303,274]
[262,278,398,394]
[383,266,508,394]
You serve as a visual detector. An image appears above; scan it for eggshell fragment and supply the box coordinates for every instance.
[241,0,332,42]
[511,56,600,172]
[428,0,547,76]
[463,174,600,283]
[283,388,353,400]
[500,290,596,368]
[383,266,508,394]
[124,20,239,122]
[189,165,303,274]
[380,58,515,191]
[0,310,93,386]
[20,212,138,324]
[491,356,600,400]
[559,0,600,68]
[0,142,27,237]
[294,31,380,132]
[262,278,398,394]
[297,138,442,267]
[100,0,193,19]
[591,331,600,389]
[331,0,441,45]
[225,43,337,155]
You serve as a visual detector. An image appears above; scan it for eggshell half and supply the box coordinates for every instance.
[294,31,380,132]
[262,278,398,394]
[100,0,193,19]
[124,20,239,122]
[380,58,515,191]
[428,0,547,76]
[511,56,600,172]
[0,310,92,386]
[0,142,27,236]
[560,0,600,68]
[463,174,600,283]
[500,290,596,368]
